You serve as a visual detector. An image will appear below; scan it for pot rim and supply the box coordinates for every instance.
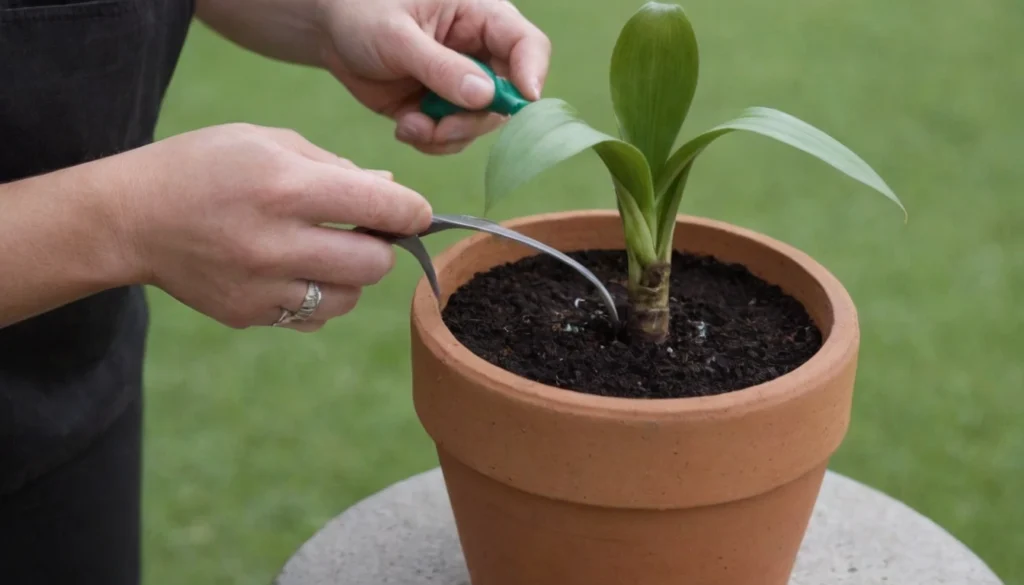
[411,209,859,421]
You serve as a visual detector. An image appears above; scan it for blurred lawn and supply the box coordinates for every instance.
[142,1,1023,583]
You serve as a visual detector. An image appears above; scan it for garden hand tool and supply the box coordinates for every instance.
[418,56,532,121]
[355,214,620,324]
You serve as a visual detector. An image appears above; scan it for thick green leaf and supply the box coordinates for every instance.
[484,98,658,260]
[610,2,699,179]
[653,106,907,249]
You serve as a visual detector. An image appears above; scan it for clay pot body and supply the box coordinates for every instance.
[411,211,859,585]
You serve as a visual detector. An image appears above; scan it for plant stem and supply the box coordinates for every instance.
[627,261,671,343]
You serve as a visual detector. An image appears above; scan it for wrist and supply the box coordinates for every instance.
[56,156,150,289]
[0,156,148,326]
[311,0,338,70]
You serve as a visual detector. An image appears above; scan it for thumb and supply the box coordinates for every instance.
[390,18,495,110]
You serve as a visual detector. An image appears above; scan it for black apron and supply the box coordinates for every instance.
[0,0,193,581]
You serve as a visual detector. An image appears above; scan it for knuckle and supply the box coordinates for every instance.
[426,57,460,86]
[266,172,303,207]
[404,197,433,234]
[272,126,304,145]
[379,16,418,65]
[360,184,390,228]
[381,13,419,50]
[249,245,281,278]
[230,237,282,280]
[221,121,259,136]
[381,14,407,40]
[220,123,269,148]
[262,166,309,214]
[232,239,264,273]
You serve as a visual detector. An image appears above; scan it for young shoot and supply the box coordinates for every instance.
[483,1,905,344]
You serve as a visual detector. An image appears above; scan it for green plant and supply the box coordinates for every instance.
[484,1,906,343]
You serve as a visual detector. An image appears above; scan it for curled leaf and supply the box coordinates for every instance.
[610,1,699,178]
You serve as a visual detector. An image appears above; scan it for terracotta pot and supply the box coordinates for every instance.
[410,210,859,585]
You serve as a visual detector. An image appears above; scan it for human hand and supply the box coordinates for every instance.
[316,0,551,155]
[109,123,431,331]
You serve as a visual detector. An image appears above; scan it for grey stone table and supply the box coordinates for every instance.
[275,468,1004,585]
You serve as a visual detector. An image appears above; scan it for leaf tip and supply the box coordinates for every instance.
[638,0,687,15]
[873,177,908,223]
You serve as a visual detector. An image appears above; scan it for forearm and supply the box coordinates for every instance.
[0,162,140,328]
[196,0,326,67]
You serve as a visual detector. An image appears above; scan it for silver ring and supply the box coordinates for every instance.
[272,308,296,327]
[295,281,322,319]
[272,281,322,326]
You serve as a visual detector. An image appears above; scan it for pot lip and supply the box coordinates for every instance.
[412,209,859,420]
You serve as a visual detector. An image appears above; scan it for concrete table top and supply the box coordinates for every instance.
[275,468,1004,585]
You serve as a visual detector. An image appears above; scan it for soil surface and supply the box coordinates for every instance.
[441,250,823,399]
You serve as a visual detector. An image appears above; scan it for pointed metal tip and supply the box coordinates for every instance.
[393,236,441,301]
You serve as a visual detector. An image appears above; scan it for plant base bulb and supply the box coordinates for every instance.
[627,262,671,344]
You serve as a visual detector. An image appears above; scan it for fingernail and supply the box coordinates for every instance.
[531,79,543,99]
[444,127,470,143]
[369,169,393,180]
[460,74,494,106]
[396,124,423,143]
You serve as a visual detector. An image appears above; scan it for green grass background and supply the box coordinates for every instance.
[143,0,1023,583]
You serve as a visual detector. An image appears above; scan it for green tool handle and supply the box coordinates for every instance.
[419,57,530,121]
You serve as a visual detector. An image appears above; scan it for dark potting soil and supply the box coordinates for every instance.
[441,250,823,399]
